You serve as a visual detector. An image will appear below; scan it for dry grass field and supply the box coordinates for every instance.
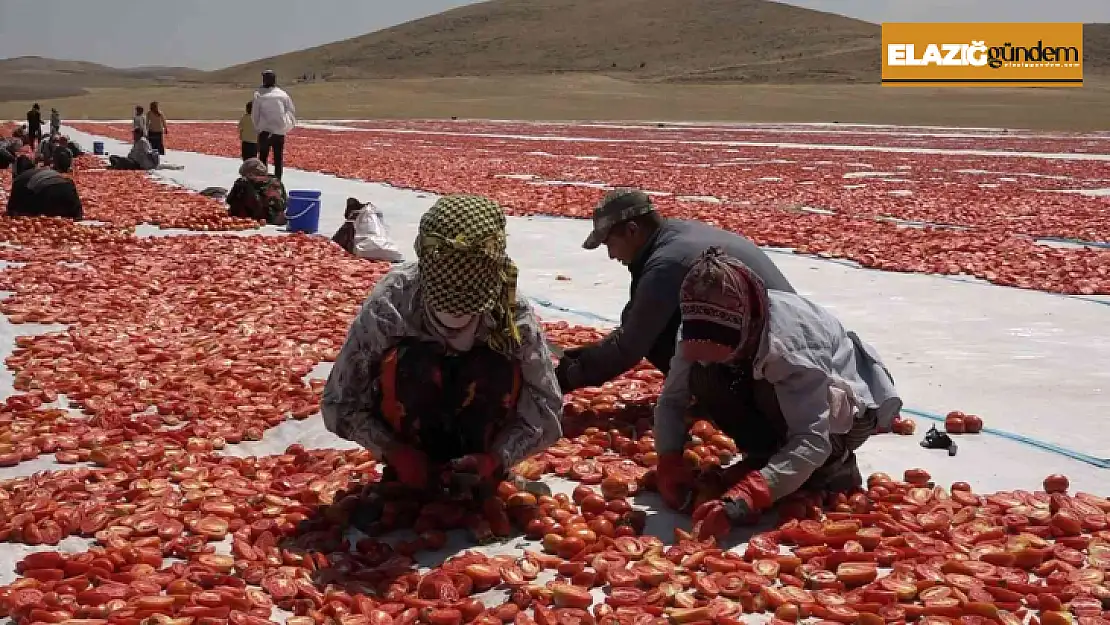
[2,75,1108,131]
[3,0,1110,129]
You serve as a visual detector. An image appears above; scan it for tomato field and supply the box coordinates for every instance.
[0,121,1105,625]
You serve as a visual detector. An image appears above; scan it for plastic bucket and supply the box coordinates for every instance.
[286,190,322,234]
[93,141,105,155]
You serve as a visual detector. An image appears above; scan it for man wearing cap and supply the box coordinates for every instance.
[655,248,901,541]
[556,188,795,393]
[322,194,564,502]
[252,70,297,180]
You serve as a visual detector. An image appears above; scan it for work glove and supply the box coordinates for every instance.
[555,345,592,394]
[384,445,430,490]
[655,453,696,512]
[555,360,575,395]
[692,470,773,541]
[443,453,502,498]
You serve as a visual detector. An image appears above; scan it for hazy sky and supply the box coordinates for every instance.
[1,0,1108,70]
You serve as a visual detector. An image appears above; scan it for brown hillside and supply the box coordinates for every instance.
[0,56,205,103]
[205,0,884,84]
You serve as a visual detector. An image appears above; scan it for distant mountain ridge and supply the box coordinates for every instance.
[0,56,204,102]
[3,4,1110,104]
[204,0,885,84]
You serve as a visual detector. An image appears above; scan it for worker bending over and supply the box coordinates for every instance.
[322,194,563,498]
[556,188,795,394]
[7,150,83,220]
[654,248,901,540]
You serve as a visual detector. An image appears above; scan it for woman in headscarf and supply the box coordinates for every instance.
[146,102,168,155]
[226,157,287,225]
[7,151,83,220]
[322,194,563,499]
[653,248,902,541]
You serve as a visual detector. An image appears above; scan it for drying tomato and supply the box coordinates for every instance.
[1044,475,1070,494]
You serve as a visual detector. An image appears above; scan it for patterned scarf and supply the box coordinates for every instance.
[679,247,769,364]
[416,195,520,357]
[240,158,267,179]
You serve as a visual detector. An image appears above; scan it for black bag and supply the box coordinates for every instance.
[332,222,356,254]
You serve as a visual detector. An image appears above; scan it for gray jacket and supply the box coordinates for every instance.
[654,290,902,502]
[564,218,795,388]
[321,262,564,469]
[128,137,160,170]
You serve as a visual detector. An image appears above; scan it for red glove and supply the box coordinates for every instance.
[723,470,773,513]
[692,500,732,541]
[692,471,773,541]
[656,453,695,511]
[385,445,430,489]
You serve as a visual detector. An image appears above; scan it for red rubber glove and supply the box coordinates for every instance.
[385,445,430,489]
[723,470,773,513]
[692,500,732,541]
[692,470,773,541]
[656,453,695,511]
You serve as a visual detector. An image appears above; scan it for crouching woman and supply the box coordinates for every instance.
[226,158,287,225]
[653,248,902,540]
[322,194,564,498]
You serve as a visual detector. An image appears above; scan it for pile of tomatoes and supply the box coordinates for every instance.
[74,168,260,231]
[72,122,1110,295]
[338,120,1105,155]
[3,433,1110,625]
[0,126,1102,625]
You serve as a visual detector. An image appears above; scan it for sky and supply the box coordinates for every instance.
[1,0,1109,70]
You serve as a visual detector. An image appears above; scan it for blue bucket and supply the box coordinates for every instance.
[93,141,105,156]
[286,190,321,234]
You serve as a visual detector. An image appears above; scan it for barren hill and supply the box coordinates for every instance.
[0,56,204,102]
[206,0,884,84]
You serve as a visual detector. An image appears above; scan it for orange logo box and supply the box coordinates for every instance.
[881,23,1083,87]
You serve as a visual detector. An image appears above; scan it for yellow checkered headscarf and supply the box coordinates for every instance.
[416,195,521,356]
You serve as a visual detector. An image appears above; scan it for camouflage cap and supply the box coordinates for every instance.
[582,188,655,250]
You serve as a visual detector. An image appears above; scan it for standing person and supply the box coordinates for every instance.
[239,102,258,161]
[49,108,61,136]
[652,248,901,540]
[554,188,795,393]
[146,102,167,155]
[26,104,43,148]
[252,70,296,180]
[132,106,148,139]
[321,195,563,498]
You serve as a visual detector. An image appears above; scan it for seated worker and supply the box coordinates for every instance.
[331,197,365,255]
[34,133,68,166]
[7,149,83,220]
[226,157,287,225]
[556,188,796,394]
[653,248,901,540]
[321,194,563,498]
[108,130,160,171]
[0,136,22,170]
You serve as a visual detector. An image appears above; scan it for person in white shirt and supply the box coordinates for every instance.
[132,105,148,139]
[251,70,296,180]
